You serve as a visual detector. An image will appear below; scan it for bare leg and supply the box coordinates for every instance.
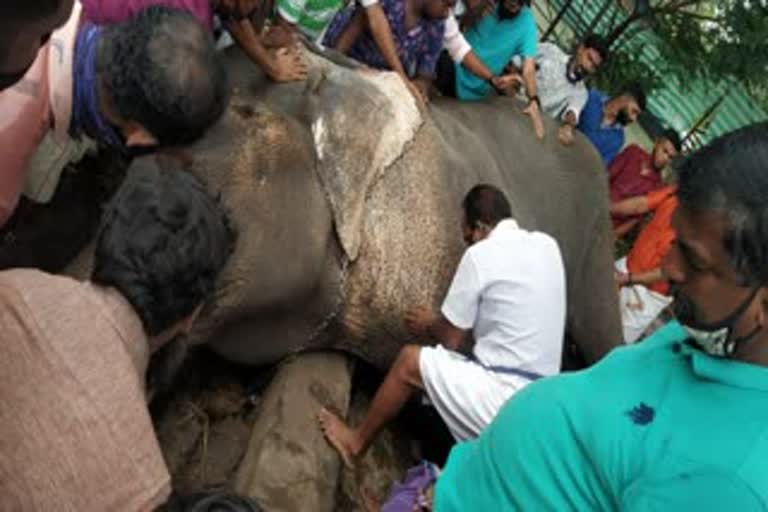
[318,345,424,467]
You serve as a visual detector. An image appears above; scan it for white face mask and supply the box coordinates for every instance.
[676,287,762,358]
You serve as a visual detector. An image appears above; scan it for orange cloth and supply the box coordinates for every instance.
[626,185,677,295]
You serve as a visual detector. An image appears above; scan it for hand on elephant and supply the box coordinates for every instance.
[400,74,428,107]
[491,73,522,94]
[405,306,436,336]
[614,270,630,287]
[558,124,575,146]
[523,101,545,140]
[268,46,308,82]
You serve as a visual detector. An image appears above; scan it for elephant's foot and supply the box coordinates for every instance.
[234,352,354,512]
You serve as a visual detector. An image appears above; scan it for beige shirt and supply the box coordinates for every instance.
[0,269,171,511]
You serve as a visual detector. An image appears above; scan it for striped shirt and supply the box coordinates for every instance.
[277,0,347,40]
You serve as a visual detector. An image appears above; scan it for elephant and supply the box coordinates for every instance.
[71,45,623,372]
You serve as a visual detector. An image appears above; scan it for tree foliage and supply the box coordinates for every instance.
[590,0,768,110]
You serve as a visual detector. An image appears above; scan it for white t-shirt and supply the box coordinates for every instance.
[441,219,566,376]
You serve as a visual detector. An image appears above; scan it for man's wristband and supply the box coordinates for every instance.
[528,95,541,108]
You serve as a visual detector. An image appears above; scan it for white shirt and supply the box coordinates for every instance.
[440,219,566,377]
[514,42,589,122]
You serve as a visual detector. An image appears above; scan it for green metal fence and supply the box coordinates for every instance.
[532,0,768,149]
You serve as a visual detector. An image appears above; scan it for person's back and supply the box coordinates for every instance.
[0,269,170,511]
[465,219,565,375]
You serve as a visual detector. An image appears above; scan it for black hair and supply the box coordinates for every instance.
[582,33,609,62]
[0,0,63,20]
[675,122,768,287]
[660,128,682,152]
[91,158,236,336]
[163,493,264,512]
[621,82,647,112]
[462,184,512,229]
[100,6,230,147]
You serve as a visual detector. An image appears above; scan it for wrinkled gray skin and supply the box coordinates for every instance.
[89,47,622,370]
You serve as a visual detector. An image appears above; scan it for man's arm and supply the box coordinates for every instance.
[610,195,650,218]
[521,57,544,139]
[405,307,470,351]
[225,18,307,82]
[614,218,640,238]
[558,110,578,145]
[362,3,426,103]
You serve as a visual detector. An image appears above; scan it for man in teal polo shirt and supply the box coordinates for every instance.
[444,0,544,138]
[433,122,768,510]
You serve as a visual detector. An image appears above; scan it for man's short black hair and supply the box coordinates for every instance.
[100,6,230,147]
[661,128,682,152]
[92,158,236,336]
[582,33,609,62]
[462,184,512,229]
[675,122,768,287]
[621,82,647,111]
[164,492,264,512]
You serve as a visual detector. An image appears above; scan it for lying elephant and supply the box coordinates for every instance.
[73,46,623,370]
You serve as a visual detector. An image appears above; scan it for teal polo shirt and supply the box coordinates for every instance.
[455,6,538,101]
[435,321,768,510]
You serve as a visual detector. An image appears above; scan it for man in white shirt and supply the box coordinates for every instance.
[510,34,608,145]
[319,184,566,466]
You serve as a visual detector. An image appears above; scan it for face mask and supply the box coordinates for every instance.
[616,110,631,126]
[565,57,584,84]
[674,285,762,357]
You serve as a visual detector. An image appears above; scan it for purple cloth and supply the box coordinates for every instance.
[381,461,440,512]
[323,0,445,78]
[81,0,215,30]
[70,23,125,150]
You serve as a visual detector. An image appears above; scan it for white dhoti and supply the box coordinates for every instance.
[615,257,673,344]
[418,345,531,442]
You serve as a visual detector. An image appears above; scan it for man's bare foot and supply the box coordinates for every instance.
[317,407,361,468]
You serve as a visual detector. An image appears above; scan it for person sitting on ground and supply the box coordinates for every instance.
[412,123,768,511]
[505,34,610,145]
[318,184,566,466]
[432,0,545,138]
[613,185,677,343]
[82,0,307,82]
[610,128,681,236]
[0,160,235,510]
[323,0,453,101]
[0,1,75,91]
[0,5,230,228]
[577,83,646,165]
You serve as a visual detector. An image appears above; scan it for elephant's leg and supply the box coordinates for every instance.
[234,352,354,511]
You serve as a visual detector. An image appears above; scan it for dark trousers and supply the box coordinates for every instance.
[434,51,457,98]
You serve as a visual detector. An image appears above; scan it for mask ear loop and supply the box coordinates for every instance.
[724,286,764,356]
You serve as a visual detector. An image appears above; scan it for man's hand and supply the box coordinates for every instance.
[490,73,522,94]
[400,74,427,106]
[615,270,630,287]
[405,306,436,336]
[558,124,574,146]
[268,47,308,82]
[523,100,545,140]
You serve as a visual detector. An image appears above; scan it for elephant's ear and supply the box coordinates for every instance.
[302,51,423,261]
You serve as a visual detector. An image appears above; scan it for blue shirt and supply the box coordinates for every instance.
[454,6,537,101]
[435,321,768,511]
[577,89,625,165]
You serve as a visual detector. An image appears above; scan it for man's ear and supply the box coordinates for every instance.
[122,121,158,147]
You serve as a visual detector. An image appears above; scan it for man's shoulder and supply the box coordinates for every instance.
[538,41,566,59]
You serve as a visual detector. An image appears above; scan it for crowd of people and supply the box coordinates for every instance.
[1,0,767,510]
